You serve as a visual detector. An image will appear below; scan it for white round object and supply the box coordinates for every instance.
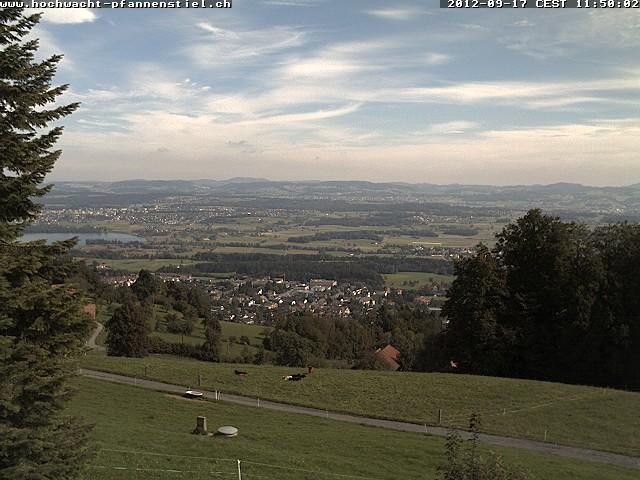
[217,426,238,437]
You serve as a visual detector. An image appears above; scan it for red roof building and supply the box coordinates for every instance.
[374,344,401,371]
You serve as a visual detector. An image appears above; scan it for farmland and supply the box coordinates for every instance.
[68,377,639,480]
[80,352,640,457]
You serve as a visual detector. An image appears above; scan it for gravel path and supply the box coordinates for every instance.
[85,322,105,352]
[80,368,640,470]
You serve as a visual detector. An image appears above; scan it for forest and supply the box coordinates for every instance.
[438,209,640,388]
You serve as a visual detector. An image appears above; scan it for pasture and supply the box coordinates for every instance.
[384,271,455,289]
[69,377,638,480]
[80,352,640,457]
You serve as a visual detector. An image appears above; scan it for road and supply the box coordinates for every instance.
[80,368,640,470]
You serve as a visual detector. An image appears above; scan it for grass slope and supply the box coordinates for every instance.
[80,353,640,457]
[383,271,455,289]
[69,377,638,480]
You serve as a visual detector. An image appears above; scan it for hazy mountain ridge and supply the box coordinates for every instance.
[45,179,640,218]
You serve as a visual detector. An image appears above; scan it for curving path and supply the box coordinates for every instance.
[86,322,105,352]
[80,368,640,471]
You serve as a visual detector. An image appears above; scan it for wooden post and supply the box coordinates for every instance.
[438,409,442,425]
[192,416,208,435]
[544,429,548,442]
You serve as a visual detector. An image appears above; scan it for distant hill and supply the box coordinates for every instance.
[45,179,640,219]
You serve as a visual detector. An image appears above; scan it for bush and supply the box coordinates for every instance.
[438,415,529,480]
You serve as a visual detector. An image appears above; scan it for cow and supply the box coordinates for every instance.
[282,373,306,381]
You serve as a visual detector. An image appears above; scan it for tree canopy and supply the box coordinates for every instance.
[441,209,640,388]
[0,8,92,478]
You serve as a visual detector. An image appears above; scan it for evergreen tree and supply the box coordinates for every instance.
[105,300,151,357]
[0,8,92,478]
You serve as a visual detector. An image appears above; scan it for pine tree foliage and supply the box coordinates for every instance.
[0,7,92,479]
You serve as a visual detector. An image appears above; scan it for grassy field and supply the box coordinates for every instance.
[68,377,639,480]
[80,353,640,457]
[151,321,271,360]
[96,306,272,362]
[77,258,199,272]
[384,271,455,289]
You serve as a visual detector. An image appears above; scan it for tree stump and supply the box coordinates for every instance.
[192,416,208,435]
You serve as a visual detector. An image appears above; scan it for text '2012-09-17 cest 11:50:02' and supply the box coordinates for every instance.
[19,0,232,8]
[443,0,639,7]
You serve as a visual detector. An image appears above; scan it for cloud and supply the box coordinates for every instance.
[512,20,535,28]
[186,23,305,67]
[424,53,450,66]
[389,75,640,108]
[57,116,640,186]
[26,8,96,24]
[426,121,479,135]
[500,11,640,60]
[260,0,320,5]
[239,103,362,125]
[366,8,430,21]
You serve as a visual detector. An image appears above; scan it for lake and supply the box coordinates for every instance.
[19,232,145,245]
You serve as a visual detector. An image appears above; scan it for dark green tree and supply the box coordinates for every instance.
[441,244,507,375]
[587,223,640,386]
[131,269,162,302]
[270,329,318,367]
[495,209,599,381]
[0,8,93,478]
[105,300,151,357]
[201,315,222,361]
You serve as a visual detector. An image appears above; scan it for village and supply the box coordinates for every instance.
[100,268,445,327]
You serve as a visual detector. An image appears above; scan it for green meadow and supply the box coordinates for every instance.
[68,377,638,480]
[80,352,640,457]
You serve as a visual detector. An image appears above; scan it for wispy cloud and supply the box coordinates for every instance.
[26,8,96,24]
[366,7,431,21]
[186,22,305,67]
[238,103,362,125]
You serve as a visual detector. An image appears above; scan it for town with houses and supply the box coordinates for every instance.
[101,268,444,326]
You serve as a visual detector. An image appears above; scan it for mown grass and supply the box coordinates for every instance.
[80,352,640,457]
[384,271,455,289]
[69,377,639,480]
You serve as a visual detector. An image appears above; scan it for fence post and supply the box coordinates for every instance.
[438,409,442,425]
[237,459,242,480]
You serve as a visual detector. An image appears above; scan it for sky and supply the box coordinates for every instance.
[29,2,640,185]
